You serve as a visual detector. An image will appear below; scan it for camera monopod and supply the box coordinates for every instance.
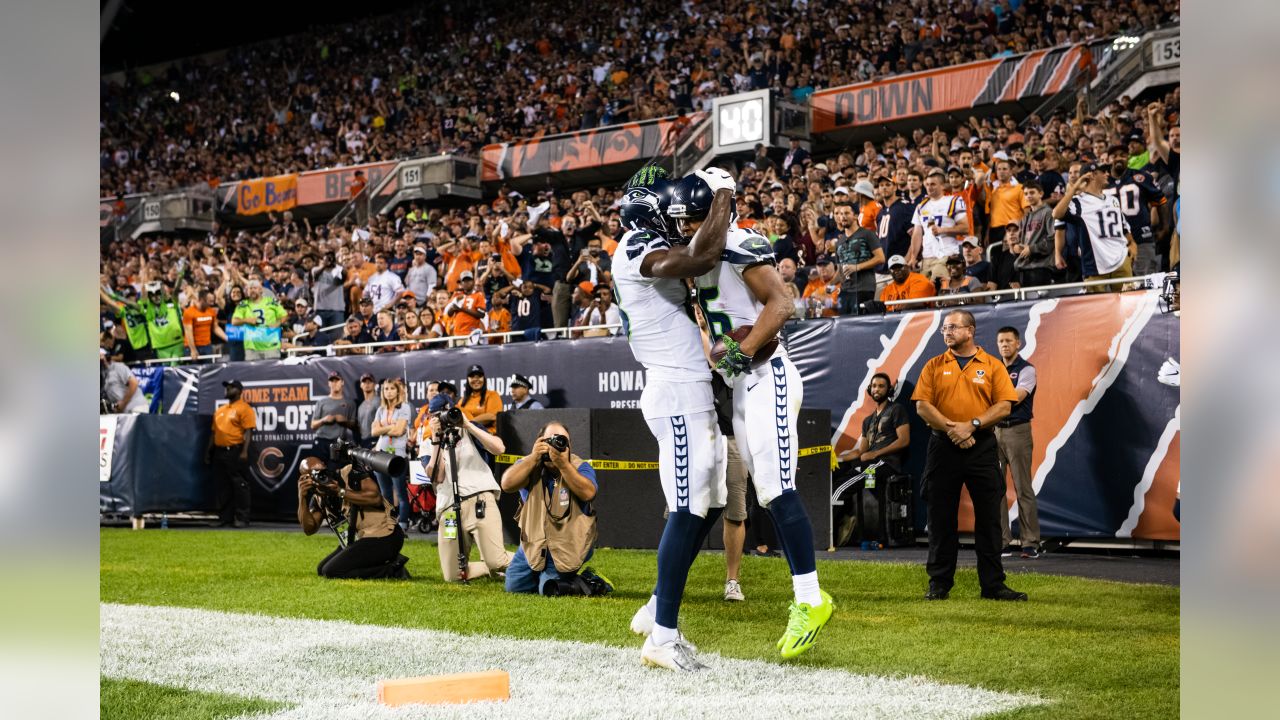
[430,425,469,583]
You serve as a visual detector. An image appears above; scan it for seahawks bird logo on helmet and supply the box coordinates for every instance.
[620,176,676,241]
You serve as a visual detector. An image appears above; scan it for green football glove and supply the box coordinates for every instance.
[716,336,752,378]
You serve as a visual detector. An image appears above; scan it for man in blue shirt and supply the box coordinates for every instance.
[500,421,610,596]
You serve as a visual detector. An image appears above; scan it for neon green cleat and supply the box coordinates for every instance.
[777,590,834,659]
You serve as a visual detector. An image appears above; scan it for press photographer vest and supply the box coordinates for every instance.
[518,458,598,574]
[339,466,397,541]
[423,433,501,507]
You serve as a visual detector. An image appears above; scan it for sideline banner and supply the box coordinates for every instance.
[810,40,1109,133]
[165,293,1179,539]
[481,114,703,182]
[235,174,298,215]
[100,414,213,517]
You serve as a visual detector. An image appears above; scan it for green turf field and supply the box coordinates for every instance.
[100,529,1178,719]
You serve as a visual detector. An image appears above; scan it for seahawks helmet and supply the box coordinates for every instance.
[667,173,715,221]
[620,176,676,240]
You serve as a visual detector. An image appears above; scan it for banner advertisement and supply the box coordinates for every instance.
[481,114,704,182]
[217,161,398,214]
[296,161,398,206]
[163,292,1179,540]
[234,174,298,215]
[810,40,1109,133]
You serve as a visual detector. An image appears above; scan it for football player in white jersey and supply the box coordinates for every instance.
[671,170,835,660]
[613,164,737,671]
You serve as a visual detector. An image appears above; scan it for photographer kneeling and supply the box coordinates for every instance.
[500,422,611,596]
[421,394,512,582]
[297,453,410,579]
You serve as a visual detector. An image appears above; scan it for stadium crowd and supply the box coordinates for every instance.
[99,80,1180,365]
[99,0,1179,196]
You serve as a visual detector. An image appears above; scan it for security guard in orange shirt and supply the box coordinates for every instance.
[912,310,1028,602]
[205,379,256,527]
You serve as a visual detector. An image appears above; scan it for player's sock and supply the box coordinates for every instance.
[792,571,822,607]
[686,507,724,570]
[767,490,818,579]
[652,623,678,646]
[654,510,704,630]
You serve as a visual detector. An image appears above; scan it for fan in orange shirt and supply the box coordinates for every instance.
[446,271,487,340]
[801,256,841,318]
[486,292,512,345]
[440,237,482,292]
[852,180,881,232]
[880,255,937,311]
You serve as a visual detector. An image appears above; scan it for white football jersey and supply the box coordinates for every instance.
[695,226,786,358]
[612,228,709,383]
[911,193,967,259]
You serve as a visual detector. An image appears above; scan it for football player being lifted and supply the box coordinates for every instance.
[674,167,835,660]
[613,163,736,671]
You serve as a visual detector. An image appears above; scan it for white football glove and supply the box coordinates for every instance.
[695,166,737,195]
[1157,358,1180,387]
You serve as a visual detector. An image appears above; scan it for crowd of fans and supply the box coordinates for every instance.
[99,0,1179,196]
[99,79,1180,366]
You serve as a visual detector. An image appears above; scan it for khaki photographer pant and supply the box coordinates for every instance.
[437,491,511,582]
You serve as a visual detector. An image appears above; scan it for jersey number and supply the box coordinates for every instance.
[697,287,734,338]
[516,298,532,317]
[1093,209,1124,238]
[1103,185,1142,217]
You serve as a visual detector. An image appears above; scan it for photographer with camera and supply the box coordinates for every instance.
[297,453,410,580]
[420,394,511,582]
[500,422,610,596]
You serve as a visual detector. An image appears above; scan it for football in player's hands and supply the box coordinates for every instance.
[695,167,737,195]
[710,325,779,367]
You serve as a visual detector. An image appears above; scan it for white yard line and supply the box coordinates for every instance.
[101,603,1042,720]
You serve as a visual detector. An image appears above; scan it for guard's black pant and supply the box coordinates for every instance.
[211,446,252,523]
[924,431,1007,593]
[317,528,405,579]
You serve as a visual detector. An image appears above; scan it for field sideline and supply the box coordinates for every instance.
[100,529,1178,719]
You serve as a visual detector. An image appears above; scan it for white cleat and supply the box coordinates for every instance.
[641,634,709,672]
[724,579,745,602]
[630,603,654,636]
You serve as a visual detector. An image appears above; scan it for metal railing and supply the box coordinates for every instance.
[135,352,224,367]
[327,162,401,229]
[882,273,1164,310]
[283,323,624,356]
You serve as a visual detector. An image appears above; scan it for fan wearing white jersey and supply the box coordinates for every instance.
[670,170,835,661]
[613,164,736,672]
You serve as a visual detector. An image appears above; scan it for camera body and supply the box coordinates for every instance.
[546,434,569,453]
[434,406,465,430]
